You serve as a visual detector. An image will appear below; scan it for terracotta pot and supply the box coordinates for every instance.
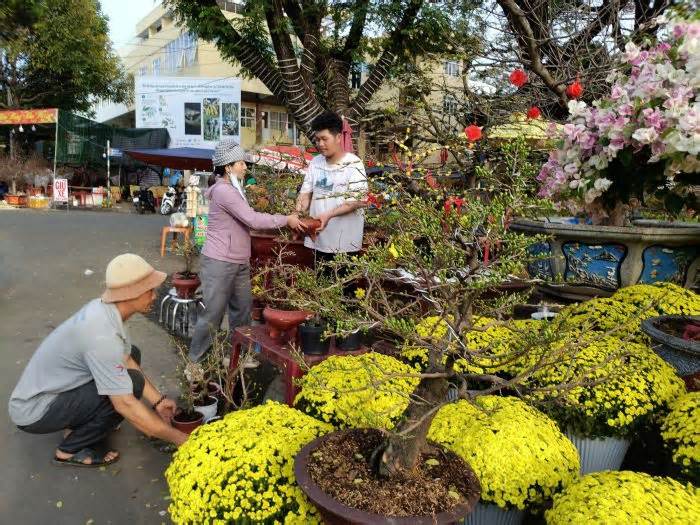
[171,411,204,434]
[262,306,313,341]
[300,217,323,241]
[172,272,200,299]
[294,431,481,525]
[5,194,27,207]
[251,232,315,268]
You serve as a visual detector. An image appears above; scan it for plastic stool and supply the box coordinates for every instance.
[160,226,191,257]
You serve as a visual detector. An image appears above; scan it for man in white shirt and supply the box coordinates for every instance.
[296,112,368,260]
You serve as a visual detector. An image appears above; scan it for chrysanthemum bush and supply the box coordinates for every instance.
[295,353,419,430]
[428,396,580,510]
[554,282,700,341]
[661,391,700,483]
[538,16,699,225]
[165,402,331,524]
[545,471,700,524]
[526,335,685,439]
[403,317,548,376]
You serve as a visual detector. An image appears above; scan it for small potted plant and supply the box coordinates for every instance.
[172,238,200,299]
[298,315,331,355]
[257,264,313,341]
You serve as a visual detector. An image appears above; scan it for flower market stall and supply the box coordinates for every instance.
[159,14,699,525]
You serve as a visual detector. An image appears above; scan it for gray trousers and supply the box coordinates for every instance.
[189,255,252,362]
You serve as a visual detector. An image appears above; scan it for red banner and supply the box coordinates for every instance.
[0,108,58,125]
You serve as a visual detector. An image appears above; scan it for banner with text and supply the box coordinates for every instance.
[135,77,241,149]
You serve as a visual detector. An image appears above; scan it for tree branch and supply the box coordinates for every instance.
[496,0,567,104]
[349,0,425,122]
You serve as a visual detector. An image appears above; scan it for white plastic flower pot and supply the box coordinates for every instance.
[463,502,525,525]
[565,431,630,475]
[193,395,218,422]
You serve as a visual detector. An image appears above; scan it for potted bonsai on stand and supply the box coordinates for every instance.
[172,238,201,299]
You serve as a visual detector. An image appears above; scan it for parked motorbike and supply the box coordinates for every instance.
[133,187,156,214]
[160,186,178,215]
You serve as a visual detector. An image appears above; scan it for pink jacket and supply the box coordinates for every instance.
[201,179,286,264]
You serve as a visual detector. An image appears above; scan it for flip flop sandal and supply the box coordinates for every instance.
[52,447,120,468]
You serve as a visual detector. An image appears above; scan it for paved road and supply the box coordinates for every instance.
[0,208,184,524]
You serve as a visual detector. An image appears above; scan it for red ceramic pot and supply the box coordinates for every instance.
[172,272,200,299]
[263,306,313,341]
[5,194,27,207]
[171,411,204,434]
[300,217,323,241]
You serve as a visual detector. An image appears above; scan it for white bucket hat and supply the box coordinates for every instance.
[102,253,166,303]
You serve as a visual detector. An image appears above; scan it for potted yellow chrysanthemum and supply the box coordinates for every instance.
[526,336,685,474]
[429,396,580,525]
[661,391,700,484]
[545,471,699,524]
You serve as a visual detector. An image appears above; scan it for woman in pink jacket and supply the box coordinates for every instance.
[189,141,301,361]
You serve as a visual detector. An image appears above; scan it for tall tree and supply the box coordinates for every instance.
[0,0,130,112]
[165,0,480,138]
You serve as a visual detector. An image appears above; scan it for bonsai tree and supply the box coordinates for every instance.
[537,16,699,226]
[278,137,609,482]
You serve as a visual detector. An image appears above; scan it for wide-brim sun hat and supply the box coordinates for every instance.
[102,253,167,303]
[212,140,247,167]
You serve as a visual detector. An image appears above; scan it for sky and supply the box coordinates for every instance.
[102,0,160,50]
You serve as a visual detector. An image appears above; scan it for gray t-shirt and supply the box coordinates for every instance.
[9,299,134,426]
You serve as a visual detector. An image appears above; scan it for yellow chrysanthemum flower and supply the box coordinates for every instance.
[429,396,580,510]
[165,401,331,524]
[545,471,700,524]
[661,391,700,482]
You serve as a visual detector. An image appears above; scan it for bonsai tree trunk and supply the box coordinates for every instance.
[378,375,449,477]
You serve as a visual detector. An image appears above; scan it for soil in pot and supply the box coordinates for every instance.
[171,410,204,434]
[299,322,330,355]
[305,428,480,518]
[657,318,700,340]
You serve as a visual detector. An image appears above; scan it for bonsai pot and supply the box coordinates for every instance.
[172,272,200,299]
[336,330,363,351]
[299,217,322,241]
[172,410,204,434]
[510,218,700,300]
[193,395,218,422]
[298,322,330,355]
[641,315,700,378]
[262,306,313,341]
[565,431,630,475]
[294,429,481,525]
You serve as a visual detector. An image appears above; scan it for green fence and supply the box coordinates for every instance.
[55,111,168,167]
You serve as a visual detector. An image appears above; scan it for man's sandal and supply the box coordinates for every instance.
[52,448,120,468]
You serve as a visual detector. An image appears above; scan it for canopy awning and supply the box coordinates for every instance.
[123,147,214,170]
[248,145,314,174]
